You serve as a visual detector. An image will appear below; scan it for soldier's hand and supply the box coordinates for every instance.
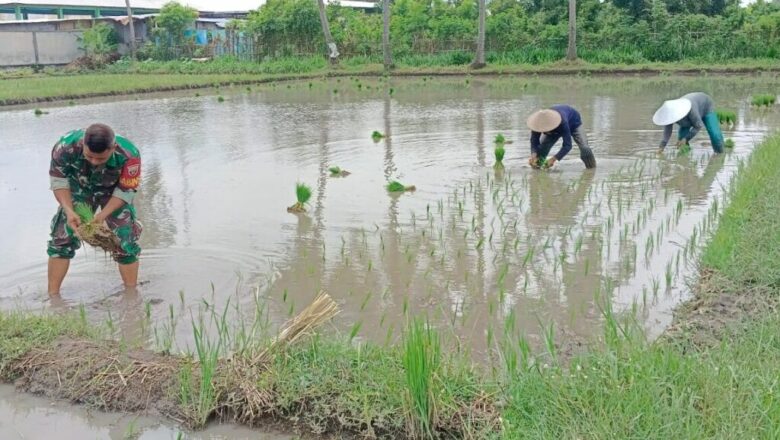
[65,209,81,231]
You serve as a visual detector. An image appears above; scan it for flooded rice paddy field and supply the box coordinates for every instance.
[0,384,289,439]
[1,75,779,356]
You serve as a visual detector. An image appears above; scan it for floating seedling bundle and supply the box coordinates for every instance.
[494,144,505,169]
[287,183,312,213]
[329,166,351,177]
[387,181,416,193]
[751,94,776,107]
[725,138,735,149]
[372,131,386,142]
[72,202,121,255]
[716,109,736,126]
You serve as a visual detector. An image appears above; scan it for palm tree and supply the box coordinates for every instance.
[566,0,577,61]
[382,0,393,70]
[316,0,339,65]
[472,0,486,68]
[124,0,136,59]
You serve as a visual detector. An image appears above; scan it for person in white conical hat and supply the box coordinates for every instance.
[653,92,724,153]
[526,104,596,169]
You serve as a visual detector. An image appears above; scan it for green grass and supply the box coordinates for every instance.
[402,318,440,437]
[2,57,778,105]
[716,109,737,125]
[751,94,777,107]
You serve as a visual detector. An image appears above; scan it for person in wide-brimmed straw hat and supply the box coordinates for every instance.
[653,92,724,153]
[526,105,596,169]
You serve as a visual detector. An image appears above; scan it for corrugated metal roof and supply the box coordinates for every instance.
[0,0,163,9]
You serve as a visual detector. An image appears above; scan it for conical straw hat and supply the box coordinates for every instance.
[653,98,692,126]
[527,109,562,132]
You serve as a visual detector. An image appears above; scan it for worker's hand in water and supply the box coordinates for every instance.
[657,147,665,155]
[65,209,81,231]
[544,157,557,168]
[528,154,539,168]
[676,139,689,148]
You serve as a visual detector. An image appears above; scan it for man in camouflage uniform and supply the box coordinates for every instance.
[47,123,142,296]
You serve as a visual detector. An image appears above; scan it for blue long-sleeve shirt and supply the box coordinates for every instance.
[530,105,582,160]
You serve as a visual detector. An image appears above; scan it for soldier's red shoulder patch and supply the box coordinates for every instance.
[119,157,141,189]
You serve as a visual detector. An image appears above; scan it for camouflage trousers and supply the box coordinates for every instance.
[47,193,142,264]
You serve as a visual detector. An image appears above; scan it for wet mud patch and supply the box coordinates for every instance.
[663,268,780,350]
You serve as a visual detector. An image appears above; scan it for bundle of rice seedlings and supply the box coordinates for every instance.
[34,108,48,116]
[387,181,416,193]
[371,131,385,142]
[494,133,505,144]
[255,291,339,362]
[725,138,735,149]
[494,144,505,169]
[716,109,736,126]
[287,183,312,213]
[328,166,351,177]
[677,142,692,156]
[72,202,121,254]
[751,94,776,107]
[532,157,548,169]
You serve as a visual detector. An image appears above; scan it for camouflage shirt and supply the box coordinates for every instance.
[49,129,141,204]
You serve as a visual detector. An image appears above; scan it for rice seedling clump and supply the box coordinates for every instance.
[751,94,776,107]
[725,138,735,149]
[494,144,505,169]
[387,181,416,193]
[372,131,385,142]
[72,202,121,254]
[287,183,312,213]
[329,166,351,177]
[716,109,736,125]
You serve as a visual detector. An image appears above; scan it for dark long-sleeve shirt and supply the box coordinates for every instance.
[660,92,714,147]
[530,104,582,160]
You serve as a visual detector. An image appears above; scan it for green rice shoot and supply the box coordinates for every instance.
[677,142,692,155]
[372,131,385,141]
[329,166,342,175]
[716,109,736,125]
[725,138,735,149]
[296,183,312,205]
[288,182,312,212]
[402,318,440,438]
[494,133,506,144]
[73,202,94,224]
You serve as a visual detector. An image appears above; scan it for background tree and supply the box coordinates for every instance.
[473,0,486,68]
[316,0,339,65]
[567,0,577,60]
[383,0,393,69]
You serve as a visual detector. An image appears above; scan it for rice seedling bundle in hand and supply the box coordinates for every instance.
[371,131,385,142]
[677,142,692,156]
[72,202,121,255]
[716,109,736,126]
[387,181,416,193]
[328,166,351,177]
[287,183,312,213]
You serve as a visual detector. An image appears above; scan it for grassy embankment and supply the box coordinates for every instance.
[1,55,778,105]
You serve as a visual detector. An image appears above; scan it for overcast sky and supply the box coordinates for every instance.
[183,0,759,14]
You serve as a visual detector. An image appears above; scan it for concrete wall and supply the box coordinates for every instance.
[0,30,83,66]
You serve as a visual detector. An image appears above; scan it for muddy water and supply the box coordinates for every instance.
[1,75,779,356]
[0,385,289,439]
